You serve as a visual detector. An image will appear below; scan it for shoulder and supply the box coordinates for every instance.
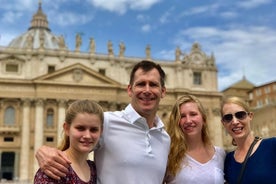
[34,169,63,183]
[87,160,96,169]
[260,137,276,148]
[214,146,226,156]
[214,146,226,160]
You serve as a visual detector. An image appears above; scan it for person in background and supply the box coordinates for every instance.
[35,60,171,184]
[34,99,104,184]
[221,96,276,184]
[164,94,225,184]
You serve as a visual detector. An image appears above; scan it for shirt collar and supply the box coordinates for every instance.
[123,104,164,130]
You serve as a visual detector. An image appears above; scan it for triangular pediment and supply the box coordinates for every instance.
[33,63,121,87]
[0,54,26,62]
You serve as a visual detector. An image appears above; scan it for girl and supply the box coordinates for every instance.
[34,99,103,184]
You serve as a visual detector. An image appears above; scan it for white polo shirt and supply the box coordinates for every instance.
[95,104,171,184]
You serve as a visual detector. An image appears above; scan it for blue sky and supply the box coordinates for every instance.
[0,0,275,91]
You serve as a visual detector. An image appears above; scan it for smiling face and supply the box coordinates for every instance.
[64,112,102,154]
[221,103,253,140]
[178,102,204,139]
[127,68,166,119]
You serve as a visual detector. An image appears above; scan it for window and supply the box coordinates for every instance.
[193,72,202,85]
[249,92,253,100]
[264,87,270,94]
[99,69,106,75]
[48,65,55,73]
[4,106,15,125]
[46,108,54,127]
[256,89,262,96]
[46,137,54,142]
[4,137,14,142]
[6,64,18,73]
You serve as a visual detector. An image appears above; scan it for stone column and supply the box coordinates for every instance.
[19,99,31,181]
[57,100,66,145]
[33,98,44,173]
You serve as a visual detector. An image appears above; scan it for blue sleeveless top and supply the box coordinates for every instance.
[224,137,276,184]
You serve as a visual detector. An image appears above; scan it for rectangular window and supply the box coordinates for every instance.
[6,64,18,73]
[193,72,202,85]
[48,65,55,73]
[4,137,14,142]
[99,69,106,75]
[46,137,54,142]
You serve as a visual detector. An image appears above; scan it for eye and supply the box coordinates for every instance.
[149,82,159,87]
[136,81,145,87]
[76,126,85,131]
[90,127,99,133]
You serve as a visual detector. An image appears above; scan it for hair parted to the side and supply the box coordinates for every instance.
[165,94,212,177]
[129,60,166,87]
[220,96,251,117]
[58,99,104,151]
[220,96,251,146]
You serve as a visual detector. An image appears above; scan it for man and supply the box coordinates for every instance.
[35,60,171,183]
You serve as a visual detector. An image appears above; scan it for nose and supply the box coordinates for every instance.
[232,116,239,124]
[185,115,192,123]
[142,84,151,94]
[83,130,91,138]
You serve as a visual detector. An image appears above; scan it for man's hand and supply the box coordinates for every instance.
[35,145,71,180]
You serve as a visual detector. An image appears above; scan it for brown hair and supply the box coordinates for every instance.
[129,60,166,87]
[58,99,104,151]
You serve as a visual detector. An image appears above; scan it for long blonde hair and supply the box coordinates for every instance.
[165,94,211,177]
[58,99,104,151]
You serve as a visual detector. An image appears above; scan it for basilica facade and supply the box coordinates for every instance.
[0,2,223,182]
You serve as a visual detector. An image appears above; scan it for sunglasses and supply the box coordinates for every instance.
[222,111,249,123]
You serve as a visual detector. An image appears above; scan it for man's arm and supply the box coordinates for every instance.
[35,145,71,180]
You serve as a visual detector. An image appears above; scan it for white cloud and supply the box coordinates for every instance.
[159,7,175,24]
[0,32,18,46]
[172,25,276,90]
[141,24,151,32]
[180,4,220,17]
[48,11,94,26]
[237,0,273,9]
[1,11,23,23]
[87,0,161,14]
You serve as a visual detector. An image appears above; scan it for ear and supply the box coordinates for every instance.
[248,112,254,120]
[161,86,166,98]
[63,122,70,136]
[127,84,132,97]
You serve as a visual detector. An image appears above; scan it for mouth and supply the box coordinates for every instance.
[232,127,243,133]
[183,124,196,130]
[80,141,93,146]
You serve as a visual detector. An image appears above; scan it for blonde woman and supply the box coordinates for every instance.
[164,95,225,184]
[221,96,276,184]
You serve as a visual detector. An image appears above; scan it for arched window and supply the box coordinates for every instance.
[4,106,15,125]
[46,108,54,127]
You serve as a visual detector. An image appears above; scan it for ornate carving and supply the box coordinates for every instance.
[108,40,114,55]
[89,37,95,54]
[75,33,82,51]
[119,42,125,57]
[72,68,83,82]
[145,44,151,59]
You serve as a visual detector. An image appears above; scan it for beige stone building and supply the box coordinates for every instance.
[248,81,276,137]
[0,2,224,182]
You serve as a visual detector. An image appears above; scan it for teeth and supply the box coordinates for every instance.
[232,127,242,132]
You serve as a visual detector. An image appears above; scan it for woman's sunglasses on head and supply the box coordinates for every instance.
[222,111,249,123]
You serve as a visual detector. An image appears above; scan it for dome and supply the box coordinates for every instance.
[8,1,66,50]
